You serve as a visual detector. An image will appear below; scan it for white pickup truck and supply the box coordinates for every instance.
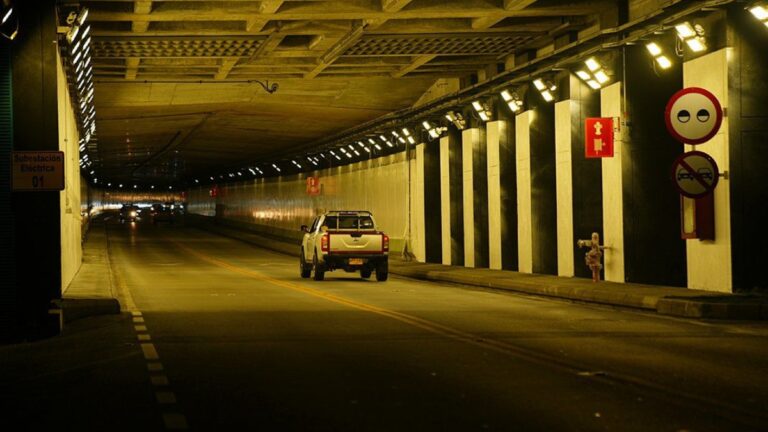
[300,211,389,281]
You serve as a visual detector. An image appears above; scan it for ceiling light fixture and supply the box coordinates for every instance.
[749,4,768,27]
[445,111,467,129]
[471,101,492,121]
[533,78,556,102]
[675,21,707,52]
[574,57,611,90]
[500,90,524,113]
[646,42,673,69]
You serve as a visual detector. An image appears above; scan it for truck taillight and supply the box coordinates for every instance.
[382,234,389,252]
[321,234,329,252]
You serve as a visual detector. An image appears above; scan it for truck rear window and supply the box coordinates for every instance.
[323,216,374,230]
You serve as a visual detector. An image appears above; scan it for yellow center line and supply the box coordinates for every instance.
[171,239,551,361]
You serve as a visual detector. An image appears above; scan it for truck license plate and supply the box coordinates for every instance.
[349,258,364,265]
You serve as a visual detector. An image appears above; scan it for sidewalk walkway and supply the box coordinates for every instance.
[190,215,768,320]
[60,219,120,322]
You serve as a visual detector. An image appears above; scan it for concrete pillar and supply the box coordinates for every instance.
[684,48,732,293]
[555,101,575,277]
[486,121,504,270]
[462,128,480,268]
[601,82,625,283]
[516,111,534,274]
[439,136,451,265]
[6,0,63,340]
[410,143,426,262]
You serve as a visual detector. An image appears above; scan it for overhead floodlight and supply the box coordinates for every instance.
[585,57,600,72]
[392,130,406,144]
[272,163,281,172]
[374,143,382,151]
[445,111,467,129]
[1,8,12,25]
[292,160,302,169]
[675,21,707,52]
[500,90,524,113]
[422,120,446,140]
[574,58,610,90]
[472,101,492,121]
[646,42,673,69]
[750,5,768,24]
[401,128,416,144]
[532,78,557,101]
[379,135,394,147]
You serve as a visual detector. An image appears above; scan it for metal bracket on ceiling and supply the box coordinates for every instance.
[251,80,279,94]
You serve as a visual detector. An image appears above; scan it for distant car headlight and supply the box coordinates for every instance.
[130,211,137,217]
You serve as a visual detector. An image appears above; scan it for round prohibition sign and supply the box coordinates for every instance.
[665,87,723,145]
[671,150,719,199]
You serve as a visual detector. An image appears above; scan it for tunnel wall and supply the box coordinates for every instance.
[188,153,410,252]
[57,51,83,293]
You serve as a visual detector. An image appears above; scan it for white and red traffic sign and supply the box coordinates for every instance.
[665,87,723,145]
[671,150,719,199]
[585,117,614,158]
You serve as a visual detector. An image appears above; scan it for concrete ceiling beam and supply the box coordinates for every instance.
[214,58,239,80]
[391,54,436,78]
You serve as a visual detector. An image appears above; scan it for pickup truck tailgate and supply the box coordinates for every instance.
[328,232,384,253]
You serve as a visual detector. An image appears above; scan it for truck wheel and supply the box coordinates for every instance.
[360,268,372,279]
[312,252,325,281]
[300,251,311,278]
[375,261,388,282]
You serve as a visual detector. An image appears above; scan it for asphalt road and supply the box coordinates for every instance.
[5,218,768,431]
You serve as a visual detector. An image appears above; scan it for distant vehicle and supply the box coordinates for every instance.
[150,204,175,225]
[300,211,389,281]
[119,204,139,223]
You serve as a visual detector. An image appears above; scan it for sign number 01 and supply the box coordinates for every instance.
[31,176,45,188]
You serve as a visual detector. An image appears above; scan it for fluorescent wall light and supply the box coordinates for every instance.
[445,111,467,129]
[500,90,523,113]
[574,58,610,90]
[646,42,673,69]
[750,5,768,20]
[472,101,492,121]
[675,21,707,52]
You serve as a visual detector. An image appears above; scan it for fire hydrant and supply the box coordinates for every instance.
[577,232,605,283]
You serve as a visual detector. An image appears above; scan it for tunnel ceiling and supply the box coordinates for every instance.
[81,0,607,184]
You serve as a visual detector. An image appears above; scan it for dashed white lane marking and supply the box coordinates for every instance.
[147,362,164,372]
[135,325,148,332]
[151,375,170,386]
[163,413,189,430]
[138,334,152,341]
[141,343,160,360]
[133,317,145,323]
[156,391,177,404]
[131,311,143,317]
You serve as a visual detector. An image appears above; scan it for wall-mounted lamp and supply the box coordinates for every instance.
[401,128,416,144]
[445,111,467,129]
[471,101,493,121]
[646,42,673,69]
[675,21,707,52]
[533,78,557,102]
[500,90,524,113]
[575,57,611,90]
[422,121,446,140]
[749,4,768,27]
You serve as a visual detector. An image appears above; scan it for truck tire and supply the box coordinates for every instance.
[375,261,388,282]
[300,250,311,278]
[360,268,372,279]
[312,251,325,281]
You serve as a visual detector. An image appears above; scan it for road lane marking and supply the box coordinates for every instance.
[133,317,145,323]
[167,237,768,429]
[156,391,177,404]
[135,325,148,332]
[132,311,143,317]
[141,343,160,360]
[138,334,152,341]
[147,362,164,372]
[151,375,170,386]
[163,413,189,430]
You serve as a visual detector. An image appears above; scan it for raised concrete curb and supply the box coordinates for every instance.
[61,219,121,323]
[191,216,768,320]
